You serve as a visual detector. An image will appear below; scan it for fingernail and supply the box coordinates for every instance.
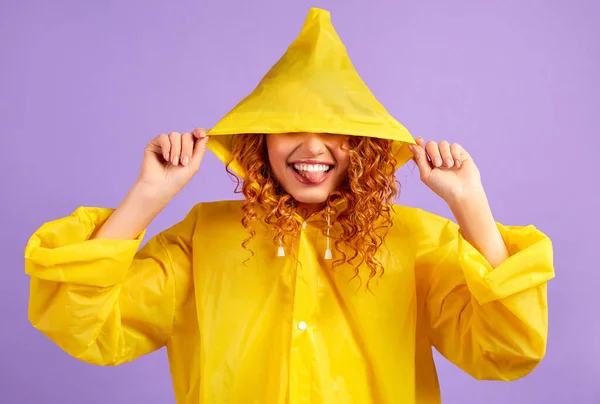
[173,155,179,165]
[182,156,190,166]
[455,159,461,167]
[435,159,442,167]
[165,152,170,161]
[408,145,414,152]
[446,159,453,167]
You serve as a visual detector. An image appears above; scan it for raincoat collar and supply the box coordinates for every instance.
[286,197,348,260]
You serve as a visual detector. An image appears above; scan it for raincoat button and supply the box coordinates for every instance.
[302,221,307,230]
[297,321,307,331]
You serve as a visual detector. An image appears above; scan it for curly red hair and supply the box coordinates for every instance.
[225,134,399,285]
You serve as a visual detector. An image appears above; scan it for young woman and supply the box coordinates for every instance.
[24,8,554,404]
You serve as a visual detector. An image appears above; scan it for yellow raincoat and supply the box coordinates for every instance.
[24,8,554,404]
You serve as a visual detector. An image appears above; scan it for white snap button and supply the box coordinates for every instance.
[302,221,307,229]
[297,321,307,331]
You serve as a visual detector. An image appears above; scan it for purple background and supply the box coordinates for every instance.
[1,0,598,403]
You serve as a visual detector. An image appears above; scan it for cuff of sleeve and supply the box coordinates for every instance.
[458,222,555,305]
[24,206,146,287]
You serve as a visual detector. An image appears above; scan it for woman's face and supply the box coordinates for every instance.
[266,132,350,214]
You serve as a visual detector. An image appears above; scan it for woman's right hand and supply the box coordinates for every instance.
[136,127,210,200]
[91,128,209,241]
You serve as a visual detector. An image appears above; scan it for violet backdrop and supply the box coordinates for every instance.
[1,0,598,403]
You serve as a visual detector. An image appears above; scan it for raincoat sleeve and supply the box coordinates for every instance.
[412,208,554,381]
[24,205,196,366]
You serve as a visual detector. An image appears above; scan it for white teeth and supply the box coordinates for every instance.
[293,163,331,172]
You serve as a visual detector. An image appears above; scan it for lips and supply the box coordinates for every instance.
[289,161,334,185]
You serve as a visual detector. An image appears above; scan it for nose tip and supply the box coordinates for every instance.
[303,132,326,154]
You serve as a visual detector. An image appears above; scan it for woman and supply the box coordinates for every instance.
[24,8,554,404]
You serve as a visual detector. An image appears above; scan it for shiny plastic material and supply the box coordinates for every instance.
[207,8,416,178]
[24,7,554,404]
[25,203,554,403]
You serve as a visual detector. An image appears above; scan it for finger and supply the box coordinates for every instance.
[438,140,453,168]
[155,134,171,161]
[180,132,194,166]
[192,127,208,139]
[414,137,427,159]
[425,140,443,167]
[169,132,182,165]
[450,143,462,167]
[408,142,432,179]
[189,135,209,171]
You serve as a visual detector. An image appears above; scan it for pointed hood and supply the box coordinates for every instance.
[207,7,416,178]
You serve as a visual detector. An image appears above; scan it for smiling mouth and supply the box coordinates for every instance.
[291,163,333,173]
[289,162,334,184]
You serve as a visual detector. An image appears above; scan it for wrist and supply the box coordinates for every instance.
[129,181,174,207]
[448,188,495,229]
[447,187,508,268]
[446,185,488,213]
[91,183,170,240]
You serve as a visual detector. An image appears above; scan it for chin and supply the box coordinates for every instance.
[289,190,331,205]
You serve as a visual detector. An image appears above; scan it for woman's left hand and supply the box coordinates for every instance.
[409,137,484,205]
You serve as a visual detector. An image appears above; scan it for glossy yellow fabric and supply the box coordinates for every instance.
[207,8,416,177]
[24,6,555,404]
[25,202,554,403]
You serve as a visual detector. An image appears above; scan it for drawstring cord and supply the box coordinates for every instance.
[277,238,285,257]
[325,211,332,260]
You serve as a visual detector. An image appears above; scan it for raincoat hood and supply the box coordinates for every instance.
[207,7,416,178]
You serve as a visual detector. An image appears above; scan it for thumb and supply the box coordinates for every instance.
[409,141,432,179]
[189,129,209,171]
